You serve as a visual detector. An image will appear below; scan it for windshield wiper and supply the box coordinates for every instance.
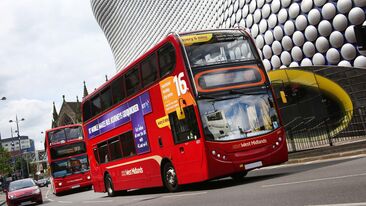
[198,94,217,100]
[229,89,266,96]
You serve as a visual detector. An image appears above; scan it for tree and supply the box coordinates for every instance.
[0,146,12,176]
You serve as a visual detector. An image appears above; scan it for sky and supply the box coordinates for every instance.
[0,0,116,150]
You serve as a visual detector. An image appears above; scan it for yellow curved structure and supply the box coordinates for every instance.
[268,69,353,137]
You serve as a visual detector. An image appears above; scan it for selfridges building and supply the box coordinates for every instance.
[91,0,366,152]
[91,0,366,71]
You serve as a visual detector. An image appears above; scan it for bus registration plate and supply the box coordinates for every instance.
[71,185,80,189]
[244,161,263,170]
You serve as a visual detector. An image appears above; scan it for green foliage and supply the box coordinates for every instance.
[0,146,12,175]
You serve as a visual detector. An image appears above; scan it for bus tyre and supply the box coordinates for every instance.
[105,174,115,197]
[163,163,180,192]
[231,171,248,182]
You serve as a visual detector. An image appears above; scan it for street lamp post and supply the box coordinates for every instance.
[9,115,25,178]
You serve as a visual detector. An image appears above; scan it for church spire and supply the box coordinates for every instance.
[83,81,89,98]
[52,101,59,128]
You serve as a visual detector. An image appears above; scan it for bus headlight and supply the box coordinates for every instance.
[8,195,16,199]
[58,182,62,187]
[278,137,282,142]
[87,175,91,180]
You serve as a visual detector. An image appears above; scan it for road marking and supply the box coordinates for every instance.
[162,192,207,198]
[82,200,114,203]
[306,202,366,206]
[45,187,54,202]
[58,200,73,204]
[262,172,366,188]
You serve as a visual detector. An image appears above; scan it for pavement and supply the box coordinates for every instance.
[0,192,4,206]
[0,139,365,206]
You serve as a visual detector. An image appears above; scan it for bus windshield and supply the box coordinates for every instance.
[49,127,83,145]
[181,31,257,68]
[51,154,90,178]
[197,90,279,141]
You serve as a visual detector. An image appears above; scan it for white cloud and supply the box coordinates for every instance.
[0,0,116,149]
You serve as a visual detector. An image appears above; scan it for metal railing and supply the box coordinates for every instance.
[285,107,366,152]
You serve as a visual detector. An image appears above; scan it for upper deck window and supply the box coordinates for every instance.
[181,31,257,68]
[48,126,83,145]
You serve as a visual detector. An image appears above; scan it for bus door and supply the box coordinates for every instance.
[168,105,205,183]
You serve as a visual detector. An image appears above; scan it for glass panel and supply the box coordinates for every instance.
[50,142,86,160]
[50,154,89,178]
[97,142,109,164]
[125,67,140,96]
[109,138,122,160]
[141,53,158,86]
[158,43,176,77]
[120,132,136,157]
[100,87,113,111]
[168,105,200,144]
[197,68,262,90]
[91,95,102,116]
[64,127,83,141]
[111,77,125,105]
[93,148,99,164]
[198,91,279,141]
[182,31,256,68]
[9,179,35,192]
[48,130,66,145]
[83,100,91,121]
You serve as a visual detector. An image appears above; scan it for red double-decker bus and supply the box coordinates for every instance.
[44,124,92,195]
[82,29,288,196]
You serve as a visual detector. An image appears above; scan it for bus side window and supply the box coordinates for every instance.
[108,137,122,161]
[125,66,141,97]
[141,53,158,87]
[158,43,176,77]
[168,105,200,144]
[91,95,102,117]
[83,100,91,122]
[97,142,109,164]
[93,148,100,164]
[111,76,125,105]
[120,131,136,157]
[100,87,112,112]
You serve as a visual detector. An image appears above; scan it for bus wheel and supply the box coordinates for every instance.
[105,174,115,197]
[163,162,180,192]
[231,171,248,182]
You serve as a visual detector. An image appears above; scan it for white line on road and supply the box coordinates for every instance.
[306,202,366,206]
[262,172,366,188]
[45,188,54,202]
[162,192,207,198]
[58,200,73,204]
[82,200,114,204]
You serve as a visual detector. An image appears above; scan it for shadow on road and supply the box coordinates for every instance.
[102,172,291,198]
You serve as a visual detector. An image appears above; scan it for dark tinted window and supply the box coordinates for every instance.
[141,53,158,87]
[109,138,122,161]
[121,131,136,157]
[158,43,176,77]
[50,142,86,160]
[93,148,99,164]
[100,87,112,111]
[125,67,141,96]
[97,142,109,164]
[83,101,91,121]
[169,105,200,144]
[91,95,102,116]
[111,77,125,105]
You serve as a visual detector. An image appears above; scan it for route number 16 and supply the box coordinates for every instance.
[173,72,188,97]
